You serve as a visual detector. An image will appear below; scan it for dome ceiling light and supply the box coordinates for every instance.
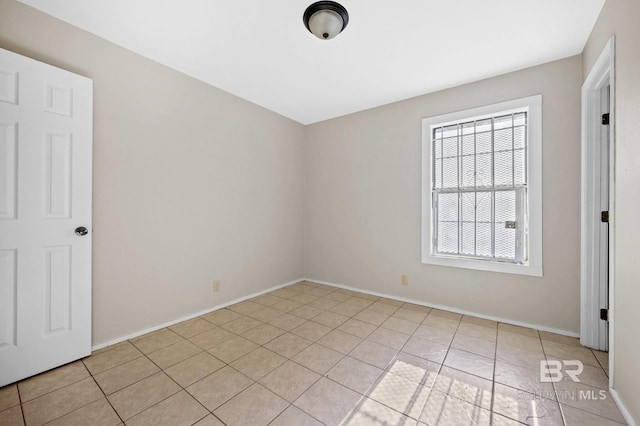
[303,1,349,40]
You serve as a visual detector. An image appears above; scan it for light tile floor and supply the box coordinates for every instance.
[0,281,625,426]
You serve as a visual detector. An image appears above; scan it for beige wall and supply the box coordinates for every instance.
[583,0,640,422]
[305,56,583,333]
[0,0,305,345]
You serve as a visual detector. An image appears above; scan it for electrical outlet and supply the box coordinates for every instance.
[401,274,408,286]
[212,280,221,292]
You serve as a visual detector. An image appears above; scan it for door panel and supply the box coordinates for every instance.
[0,249,17,349]
[44,132,72,218]
[0,48,92,386]
[0,122,17,219]
[44,245,72,334]
[0,69,18,104]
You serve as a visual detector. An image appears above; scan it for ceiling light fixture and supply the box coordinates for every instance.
[303,1,349,40]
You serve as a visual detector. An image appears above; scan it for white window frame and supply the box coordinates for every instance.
[421,95,543,277]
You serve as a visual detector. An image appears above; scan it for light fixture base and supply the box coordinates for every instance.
[303,1,349,40]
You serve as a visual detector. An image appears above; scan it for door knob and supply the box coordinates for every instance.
[75,227,89,236]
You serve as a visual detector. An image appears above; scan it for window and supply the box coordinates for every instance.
[422,96,542,276]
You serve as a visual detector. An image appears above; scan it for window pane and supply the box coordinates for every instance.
[434,158,442,189]
[476,129,492,154]
[476,118,491,133]
[494,191,517,259]
[461,133,474,155]
[443,136,458,158]
[476,192,492,222]
[494,127,512,152]
[495,226,516,259]
[461,222,475,255]
[514,112,526,127]
[438,222,458,254]
[437,193,458,255]
[461,192,475,222]
[495,191,516,222]
[476,222,492,257]
[514,125,526,149]
[476,153,492,187]
[514,148,526,185]
[462,121,475,135]
[460,155,475,188]
[494,114,512,130]
[442,124,458,138]
[438,193,458,221]
[442,157,458,189]
[494,150,513,187]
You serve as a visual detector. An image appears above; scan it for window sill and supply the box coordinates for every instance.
[422,254,543,277]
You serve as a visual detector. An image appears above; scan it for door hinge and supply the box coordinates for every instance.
[602,113,610,125]
[600,308,609,321]
[601,211,609,223]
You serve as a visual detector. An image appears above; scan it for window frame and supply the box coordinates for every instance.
[421,95,543,277]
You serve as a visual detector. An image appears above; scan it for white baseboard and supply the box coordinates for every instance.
[93,275,580,352]
[91,277,305,351]
[610,388,637,426]
[304,277,580,338]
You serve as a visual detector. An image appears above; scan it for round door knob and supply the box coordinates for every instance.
[75,227,89,236]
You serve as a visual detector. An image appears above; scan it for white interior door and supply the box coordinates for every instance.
[0,48,93,387]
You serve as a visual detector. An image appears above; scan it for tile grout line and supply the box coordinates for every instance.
[17,365,103,426]
[402,311,464,422]
[17,360,90,404]
[591,348,609,378]
[540,332,571,426]
[15,382,26,426]
[80,357,127,426]
[128,348,207,424]
[434,314,463,392]
[89,338,199,425]
[217,288,341,425]
[82,351,145,381]
[489,319,498,422]
[162,307,329,424]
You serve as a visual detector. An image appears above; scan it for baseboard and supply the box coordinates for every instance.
[610,388,637,426]
[93,275,580,352]
[91,277,305,351]
[304,277,580,338]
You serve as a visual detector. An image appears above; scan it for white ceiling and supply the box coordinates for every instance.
[18,0,604,124]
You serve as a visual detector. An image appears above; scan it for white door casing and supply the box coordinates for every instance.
[0,48,93,387]
[581,37,615,358]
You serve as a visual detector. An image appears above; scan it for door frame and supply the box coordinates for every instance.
[580,36,615,378]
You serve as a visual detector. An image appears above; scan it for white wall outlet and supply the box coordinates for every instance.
[401,274,408,286]
[212,280,221,292]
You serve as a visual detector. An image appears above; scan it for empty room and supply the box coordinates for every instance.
[0,0,639,425]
